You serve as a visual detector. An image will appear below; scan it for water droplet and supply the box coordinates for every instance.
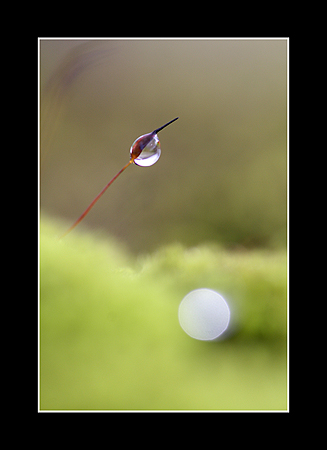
[130,133,161,167]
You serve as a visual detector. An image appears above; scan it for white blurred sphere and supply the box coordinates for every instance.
[178,289,230,340]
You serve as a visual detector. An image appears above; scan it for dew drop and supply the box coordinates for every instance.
[131,134,161,167]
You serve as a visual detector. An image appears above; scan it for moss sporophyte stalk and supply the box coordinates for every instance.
[60,117,179,238]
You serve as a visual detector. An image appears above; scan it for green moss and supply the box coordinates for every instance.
[40,216,287,411]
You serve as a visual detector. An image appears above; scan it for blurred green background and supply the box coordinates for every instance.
[40,218,287,410]
[39,39,287,411]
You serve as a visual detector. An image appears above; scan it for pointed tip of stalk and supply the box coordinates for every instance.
[152,117,179,135]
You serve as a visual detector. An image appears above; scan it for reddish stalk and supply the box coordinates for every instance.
[60,117,178,238]
[60,158,133,239]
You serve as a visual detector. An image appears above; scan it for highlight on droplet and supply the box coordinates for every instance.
[178,289,230,341]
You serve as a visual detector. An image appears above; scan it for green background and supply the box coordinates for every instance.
[40,218,286,410]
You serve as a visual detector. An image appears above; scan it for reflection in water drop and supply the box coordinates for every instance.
[131,134,161,167]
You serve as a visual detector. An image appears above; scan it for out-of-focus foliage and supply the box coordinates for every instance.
[40,217,287,411]
[40,39,287,253]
